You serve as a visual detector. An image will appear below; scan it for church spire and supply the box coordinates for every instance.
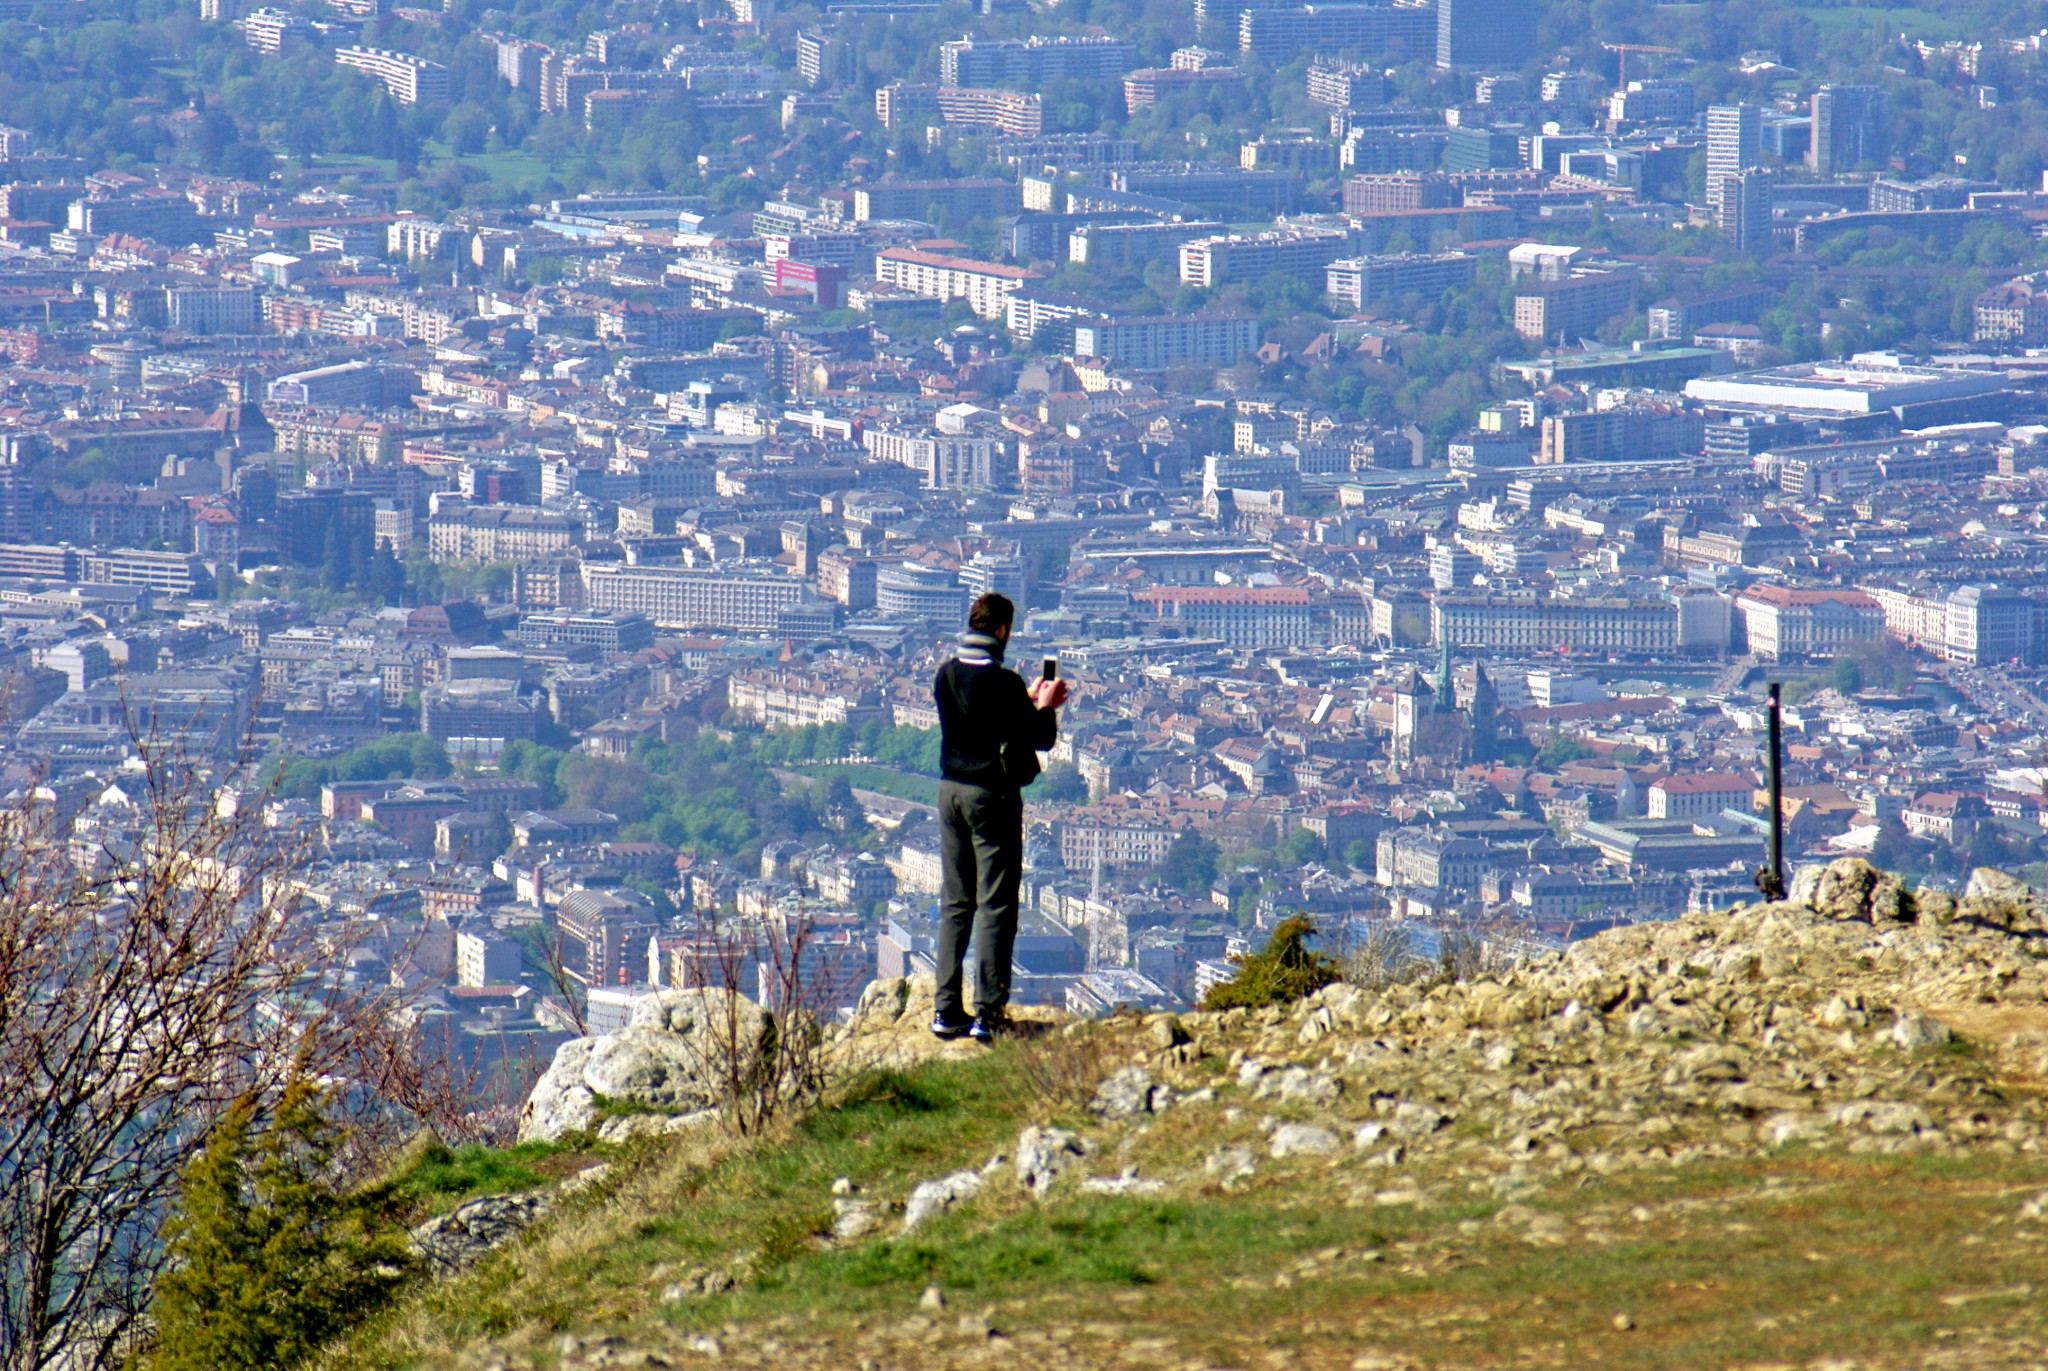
[1434,636,1454,710]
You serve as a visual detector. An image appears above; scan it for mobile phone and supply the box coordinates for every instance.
[1042,658,1057,682]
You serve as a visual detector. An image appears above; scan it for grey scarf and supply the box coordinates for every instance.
[957,630,1004,666]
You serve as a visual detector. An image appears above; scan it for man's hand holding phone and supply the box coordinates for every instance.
[1030,663,1068,710]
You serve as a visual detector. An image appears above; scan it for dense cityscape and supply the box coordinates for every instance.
[6,0,2048,1088]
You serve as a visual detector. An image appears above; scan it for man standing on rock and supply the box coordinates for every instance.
[931,592,1068,1043]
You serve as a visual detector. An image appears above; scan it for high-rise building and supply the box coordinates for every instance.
[1810,84,1888,175]
[1705,103,1759,210]
[1717,169,1773,254]
[1436,0,1539,71]
[334,47,451,105]
[938,35,1139,88]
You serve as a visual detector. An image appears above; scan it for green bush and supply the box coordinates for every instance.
[1200,916,1342,1012]
[140,1076,414,1371]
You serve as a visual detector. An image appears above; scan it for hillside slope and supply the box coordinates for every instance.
[336,860,2048,1371]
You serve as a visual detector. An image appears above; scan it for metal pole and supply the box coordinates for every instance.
[1759,681,1786,901]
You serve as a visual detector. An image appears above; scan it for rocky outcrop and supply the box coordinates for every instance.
[466,860,2048,1371]
[411,1193,552,1278]
[518,988,769,1143]
[827,973,1059,1074]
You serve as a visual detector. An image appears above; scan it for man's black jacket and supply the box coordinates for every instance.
[933,658,1058,791]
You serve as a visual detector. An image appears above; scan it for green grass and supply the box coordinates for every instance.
[418,140,559,192]
[301,152,401,181]
[388,1141,576,1215]
[1792,3,1963,37]
[792,762,937,805]
[664,1147,2048,1367]
[336,1038,2048,1370]
[338,1055,1036,1362]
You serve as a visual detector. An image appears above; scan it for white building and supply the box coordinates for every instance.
[335,47,451,105]
[874,248,1040,319]
[168,286,259,335]
[1734,585,1884,659]
[862,426,999,489]
[1070,313,1258,369]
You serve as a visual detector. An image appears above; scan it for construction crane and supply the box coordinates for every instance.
[1602,42,1683,87]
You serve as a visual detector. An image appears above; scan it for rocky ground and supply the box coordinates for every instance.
[355,860,2048,1371]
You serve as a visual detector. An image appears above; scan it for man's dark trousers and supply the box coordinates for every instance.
[935,778,1023,1022]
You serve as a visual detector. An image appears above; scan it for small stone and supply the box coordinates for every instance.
[903,1171,984,1232]
[1389,1102,1450,1137]
[832,1199,878,1241]
[832,1176,858,1196]
[1091,1066,1172,1120]
[1613,1313,1634,1331]
[920,1285,947,1311]
[1016,1125,1089,1198]
[1269,1122,1341,1158]
[1204,1146,1256,1182]
[1146,1015,1190,1050]
[1890,1012,1953,1052]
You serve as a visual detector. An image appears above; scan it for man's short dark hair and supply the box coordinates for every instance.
[968,593,1014,634]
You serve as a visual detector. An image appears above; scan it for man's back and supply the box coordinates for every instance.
[933,656,1055,791]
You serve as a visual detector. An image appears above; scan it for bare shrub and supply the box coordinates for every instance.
[0,755,326,1371]
[1342,919,1423,992]
[1434,922,1525,985]
[690,913,828,1137]
[1012,1029,1113,1112]
[0,724,527,1368]
[1339,918,1525,994]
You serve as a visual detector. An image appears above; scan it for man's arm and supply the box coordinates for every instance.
[1006,671,1061,751]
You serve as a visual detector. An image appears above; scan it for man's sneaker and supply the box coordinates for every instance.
[969,1014,1007,1044]
[930,1014,973,1041]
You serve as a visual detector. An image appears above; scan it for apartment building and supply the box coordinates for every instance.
[939,35,1139,88]
[874,248,1041,319]
[1733,585,1885,660]
[1864,583,2044,666]
[1108,166,1294,216]
[1704,103,1760,210]
[555,888,658,989]
[726,669,888,728]
[1238,2,1435,62]
[167,285,259,335]
[1646,773,1755,820]
[1055,819,1178,872]
[1069,312,1258,368]
[1306,61,1387,110]
[1004,291,1097,344]
[1512,269,1639,341]
[581,563,806,632]
[239,6,312,52]
[1179,229,1355,287]
[933,87,1044,137]
[862,425,1000,489]
[1340,171,1455,214]
[1374,828,1489,891]
[1537,405,1702,464]
[1324,251,1475,307]
[1134,586,1315,648]
[335,47,451,105]
[1432,594,1678,653]
[1067,219,1226,271]
[853,179,1021,222]
[1122,66,1246,113]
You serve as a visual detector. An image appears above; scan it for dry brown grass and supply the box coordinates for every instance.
[1009,1026,1116,1113]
